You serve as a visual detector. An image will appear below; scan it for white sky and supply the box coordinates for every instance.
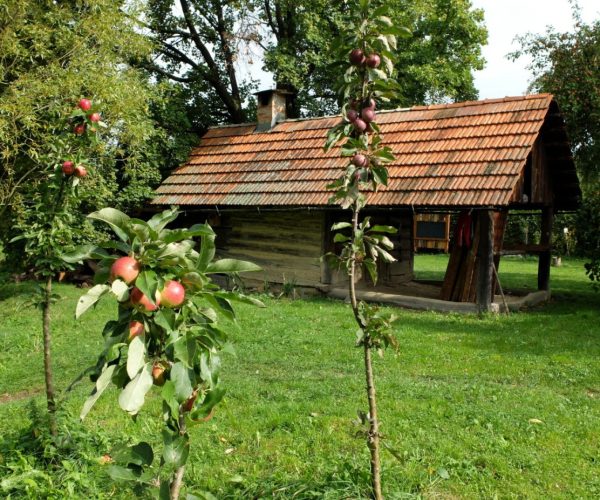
[472,0,599,98]
[243,0,599,101]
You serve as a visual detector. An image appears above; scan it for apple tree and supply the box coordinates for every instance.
[9,98,108,436]
[64,207,263,499]
[322,1,408,497]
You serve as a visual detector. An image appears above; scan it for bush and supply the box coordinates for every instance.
[576,190,600,288]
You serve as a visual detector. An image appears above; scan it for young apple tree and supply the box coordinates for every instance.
[323,1,409,497]
[64,207,263,499]
[9,99,107,436]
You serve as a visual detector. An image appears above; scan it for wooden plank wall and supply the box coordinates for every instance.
[218,210,324,287]
[413,213,450,252]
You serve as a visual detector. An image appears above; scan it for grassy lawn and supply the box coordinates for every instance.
[0,256,599,498]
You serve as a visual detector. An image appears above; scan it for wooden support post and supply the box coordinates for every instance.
[538,206,553,291]
[476,210,494,312]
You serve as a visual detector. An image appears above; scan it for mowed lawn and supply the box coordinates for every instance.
[0,256,599,498]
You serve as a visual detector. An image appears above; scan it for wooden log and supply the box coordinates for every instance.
[538,206,554,291]
[476,210,494,312]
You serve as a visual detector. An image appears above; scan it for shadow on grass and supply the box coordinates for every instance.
[0,281,39,302]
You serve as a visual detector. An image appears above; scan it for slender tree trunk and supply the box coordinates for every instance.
[170,406,187,499]
[43,275,58,437]
[363,344,382,499]
[348,203,382,500]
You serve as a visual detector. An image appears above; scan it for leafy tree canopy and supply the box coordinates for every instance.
[0,0,177,252]
[511,7,600,188]
[144,0,487,121]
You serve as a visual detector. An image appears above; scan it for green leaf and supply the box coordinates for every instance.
[331,222,352,231]
[135,270,158,305]
[162,430,190,468]
[111,279,130,302]
[154,308,176,333]
[334,233,350,243]
[214,291,265,308]
[118,363,153,415]
[148,207,180,232]
[112,442,154,467]
[61,244,109,263]
[88,208,131,243]
[162,224,214,244]
[126,336,146,379]
[364,259,378,284]
[170,362,194,402]
[80,364,116,420]
[197,232,216,272]
[370,225,398,234]
[205,259,261,274]
[76,284,110,319]
[190,387,226,421]
[107,465,141,482]
[173,333,197,368]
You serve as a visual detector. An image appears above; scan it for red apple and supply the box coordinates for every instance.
[365,53,381,68]
[349,49,365,65]
[74,123,86,135]
[159,280,185,308]
[62,161,74,175]
[353,118,367,133]
[128,321,144,341]
[351,154,368,168]
[361,108,376,123]
[111,257,140,284]
[152,363,166,386]
[74,165,87,177]
[131,287,161,312]
[364,98,376,110]
[89,112,101,122]
[346,109,359,122]
[78,98,92,111]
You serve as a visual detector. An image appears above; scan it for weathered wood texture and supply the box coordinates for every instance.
[538,206,554,291]
[476,211,494,312]
[440,210,496,306]
[363,210,414,286]
[413,213,450,252]
[218,210,324,287]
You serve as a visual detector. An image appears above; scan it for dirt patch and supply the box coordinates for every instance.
[0,387,43,404]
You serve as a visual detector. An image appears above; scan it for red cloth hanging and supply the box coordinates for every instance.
[455,211,473,248]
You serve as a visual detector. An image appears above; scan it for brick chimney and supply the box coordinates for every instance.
[254,89,293,132]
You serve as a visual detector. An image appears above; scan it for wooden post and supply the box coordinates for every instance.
[538,206,553,291]
[476,210,494,312]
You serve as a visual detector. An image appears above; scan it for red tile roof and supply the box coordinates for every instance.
[153,94,575,208]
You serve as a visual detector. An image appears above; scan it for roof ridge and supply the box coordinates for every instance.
[205,94,554,131]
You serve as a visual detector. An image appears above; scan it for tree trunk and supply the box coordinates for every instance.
[349,203,382,500]
[170,406,187,499]
[43,275,57,437]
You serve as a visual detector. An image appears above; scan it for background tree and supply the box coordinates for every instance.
[511,6,600,187]
[511,5,600,286]
[143,0,487,122]
[0,0,172,261]
[258,0,487,116]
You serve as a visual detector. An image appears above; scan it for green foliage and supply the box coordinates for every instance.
[69,207,262,493]
[0,0,165,258]
[260,0,487,116]
[576,190,600,288]
[511,8,600,187]
[0,402,117,498]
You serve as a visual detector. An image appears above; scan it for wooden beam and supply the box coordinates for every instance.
[538,206,554,291]
[476,210,494,312]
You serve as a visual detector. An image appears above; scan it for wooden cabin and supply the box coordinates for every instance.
[153,91,580,312]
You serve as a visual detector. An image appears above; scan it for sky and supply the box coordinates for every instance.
[243,0,599,101]
[472,0,599,98]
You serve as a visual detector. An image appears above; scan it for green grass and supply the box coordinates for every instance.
[1,256,599,498]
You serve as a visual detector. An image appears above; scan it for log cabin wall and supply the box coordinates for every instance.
[217,210,325,287]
